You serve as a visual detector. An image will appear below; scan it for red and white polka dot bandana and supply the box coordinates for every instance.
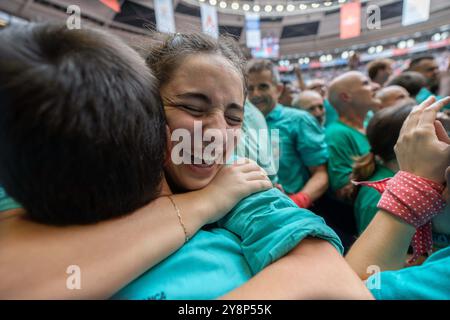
[353,171,446,263]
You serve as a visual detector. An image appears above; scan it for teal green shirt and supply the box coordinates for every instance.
[324,99,339,127]
[416,87,450,110]
[325,121,371,191]
[113,188,343,300]
[364,110,374,129]
[0,186,20,212]
[368,246,450,299]
[238,101,278,183]
[354,164,395,234]
[265,104,328,194]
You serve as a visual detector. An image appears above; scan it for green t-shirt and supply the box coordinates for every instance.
[325,121,371,191]
[354,164,395,234]
[265,104,328,194]
[113,188,342,300]
[324,99,339,127]
[416,87,450,110]
[0,186,20,212]
[368,246,450,299]
[238,101,278,183]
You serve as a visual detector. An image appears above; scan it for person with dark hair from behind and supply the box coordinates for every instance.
[367,58,394,87]
[0,24,273,299]
[387,71,427,99]
[352,101,415,234]
[0,23,167,225]
[388,68,450,110]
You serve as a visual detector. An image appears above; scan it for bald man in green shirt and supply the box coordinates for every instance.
[326,71,382,202]
[246,59,329,208]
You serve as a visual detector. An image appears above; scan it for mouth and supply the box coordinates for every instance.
[184,149,223,166]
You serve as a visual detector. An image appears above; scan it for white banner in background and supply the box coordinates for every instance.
[154,0,176,33]
[245,13,261,48]
[200,4,219,39]
[402,0,430,26]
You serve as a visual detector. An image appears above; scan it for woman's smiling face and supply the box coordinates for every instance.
[161,53,245,191]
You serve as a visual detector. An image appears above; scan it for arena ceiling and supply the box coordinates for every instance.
[1,0,449,58]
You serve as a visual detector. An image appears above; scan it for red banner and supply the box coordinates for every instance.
[340,2,361,39]
[99,0,121,13]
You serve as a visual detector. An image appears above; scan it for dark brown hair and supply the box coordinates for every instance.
[352,101,415,181]
[246,59,281,84]
[142,32,246,92]
[367,59,393,81]
[0,23,166,225]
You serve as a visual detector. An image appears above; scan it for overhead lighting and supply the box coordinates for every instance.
[339,0,347,3]
[376,45,383,53]
[304,57,310,64]
[276,4,284,12]
[253,4,260,12]
[311,3,320,9]
[341,51,349,59]
[397,40,407,49]
[406,39,415,48]
[219,1,226,8]
[368,46,376,54]
[209,0,217,5]
[287,4,295,12]
[243,3,250,11]
[324,1,333,6]
[264,5,272,12]
[199,0,205,2]
[231,2,239,10]
[299,4,308,10]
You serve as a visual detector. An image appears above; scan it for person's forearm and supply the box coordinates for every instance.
[346,210,415,279]
[221,238,373,300]
[439,71,450,98]
[0,191,212,299]
[295,68,306,91]
[301,169,328,202]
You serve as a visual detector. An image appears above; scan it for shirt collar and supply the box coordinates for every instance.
[265,103,284,121]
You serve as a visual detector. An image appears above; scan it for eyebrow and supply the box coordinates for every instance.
[175,92,211,105]
[175,92,244,110]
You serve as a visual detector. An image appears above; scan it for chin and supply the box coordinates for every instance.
[176,167,219,191]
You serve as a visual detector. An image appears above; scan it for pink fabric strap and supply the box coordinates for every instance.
[353,171,446,263]
[289,192,312,209]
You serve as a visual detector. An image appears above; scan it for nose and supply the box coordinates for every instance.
[202,111,229,140]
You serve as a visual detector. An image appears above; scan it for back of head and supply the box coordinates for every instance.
[328,71,363,114]
[352,100,415,181]
[367,58,393,81]
[387,71,427,97]
[0,23,166,225]
[409,55,435,70]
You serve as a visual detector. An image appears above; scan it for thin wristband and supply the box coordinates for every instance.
[167,195,190,243]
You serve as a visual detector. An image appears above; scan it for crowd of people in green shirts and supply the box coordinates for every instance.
[1,23,450,300]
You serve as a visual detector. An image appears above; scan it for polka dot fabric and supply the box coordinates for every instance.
[353,171,446,263]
